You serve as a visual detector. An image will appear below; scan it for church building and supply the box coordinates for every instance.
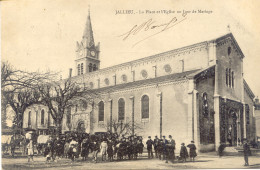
[23,11,257,152]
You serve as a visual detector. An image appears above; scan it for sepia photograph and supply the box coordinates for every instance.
[1,0,260,169]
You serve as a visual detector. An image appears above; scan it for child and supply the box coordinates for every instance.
[27,140,34,162]
[44,143,52,162]
[187,141,197,162]
[180,143,188,162]
[92,141,100,163]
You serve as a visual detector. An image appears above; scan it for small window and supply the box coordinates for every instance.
[231,71,234,88]
[78,64,80,75]
[28,111,31,126]
[228,68,231,87]
[82,101,88,110]
[81,63,83,74]
[118,98,125,121]
[89,63,92,72]
[93,64,97,71]
[141,70,148,79]
[41,110,44,125]
[164,64,172,73]
[104,78,110,85]
[141,95,149,119]
[226,68,229,86]
[75,104,78,112]
[121,74,127,82]
[98,101,104,122]
[228,47,231,56]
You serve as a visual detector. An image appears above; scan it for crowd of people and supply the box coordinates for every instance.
[4,132,255,167]
[36,132,145,163]
[145,135,197,163]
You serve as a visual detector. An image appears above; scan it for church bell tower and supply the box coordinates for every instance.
[75,8,100,76]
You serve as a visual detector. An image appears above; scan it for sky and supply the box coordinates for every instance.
[1,0,260,98]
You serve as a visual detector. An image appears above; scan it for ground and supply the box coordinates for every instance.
[2,152,260,170]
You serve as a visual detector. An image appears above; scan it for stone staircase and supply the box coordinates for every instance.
[223,146,260,156]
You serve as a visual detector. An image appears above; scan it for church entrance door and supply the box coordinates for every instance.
[227,110,237,146]
[77,121,86,133]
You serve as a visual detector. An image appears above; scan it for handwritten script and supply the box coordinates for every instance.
[118,14,188,47]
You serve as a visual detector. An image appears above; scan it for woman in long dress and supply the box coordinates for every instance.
[100,140,108,161]
[187,141,197,162]
[27,140,34,162]
[81,138,90,161]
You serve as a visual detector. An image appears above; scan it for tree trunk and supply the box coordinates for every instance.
[55,119,62,135]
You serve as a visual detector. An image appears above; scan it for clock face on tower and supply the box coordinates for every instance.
[90,51,96,57]
[79,49,83,57]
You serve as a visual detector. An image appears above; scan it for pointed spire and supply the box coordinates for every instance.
[82,6,95,48]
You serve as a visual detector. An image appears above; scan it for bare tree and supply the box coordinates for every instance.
[4,88,41,130]
[1,61,55,93]
[37,78,97,134]
[103,118,143,136]
[1,61,56,130]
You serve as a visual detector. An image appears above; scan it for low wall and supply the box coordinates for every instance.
[199,144,215,152]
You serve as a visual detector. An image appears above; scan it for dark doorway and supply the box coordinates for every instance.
[227,110,237,146]
[77,122,86,133]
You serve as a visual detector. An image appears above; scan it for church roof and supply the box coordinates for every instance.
[88,69,200,93]
[187,65,215,79]
[243,79,255,101]
[213,33,245,59]
[74,33,244,77]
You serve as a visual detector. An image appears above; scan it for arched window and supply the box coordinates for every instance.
[118,98,125,121]
[231,71,234,88]
[93,64,97,71]
[89,63,92,72]
[228,68,231,87]
[75,104,78,112]
[81,63,83,74]
[226,68,229,86]
[82,101,88,110]
[28,111,31,126]
[228,47,232,56]
[141,95,149,119]
[41,110,44,125]
[98,101,104,122]
[77,64,80,75]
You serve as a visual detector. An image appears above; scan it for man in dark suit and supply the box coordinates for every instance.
[243,139,251,166]
[154,136,159,158]
[162,136,168,162]
[146,136,154,159]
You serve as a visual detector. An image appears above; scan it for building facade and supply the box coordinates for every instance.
[23,12,257,152]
